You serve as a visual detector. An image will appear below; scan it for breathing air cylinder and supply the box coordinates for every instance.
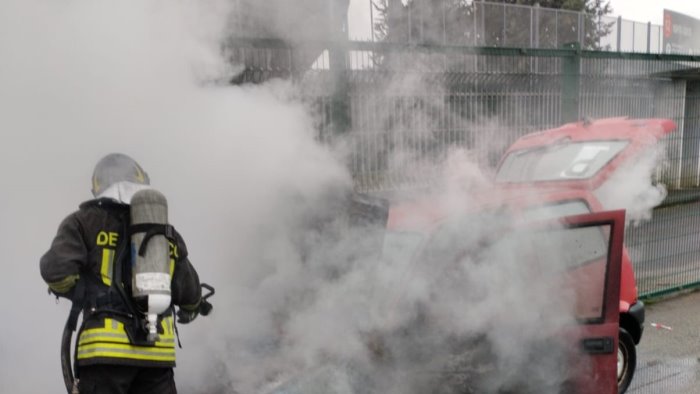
[130,189,172,342]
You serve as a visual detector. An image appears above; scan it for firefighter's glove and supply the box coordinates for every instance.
[48,286,76,302]
[176,307,199,324]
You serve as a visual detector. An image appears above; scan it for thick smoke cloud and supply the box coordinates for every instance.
[0,0,348,392]
[0,1,652,393]
[595,144,669,223]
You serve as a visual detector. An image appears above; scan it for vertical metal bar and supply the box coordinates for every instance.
[442,0,447,45]
[632,21,635,52]
[578,11,583,46]
[407,0,412,43]
[617,16,622,51]
[530,6,534,48]
[555,9,559,48]
[369,0,375,42]
[561,45,581,122]
[598,13,602,49]
[502,3,507,46]
[534,4,540,49]
[647,21,652,53]
[474,2,479,46]
[419,0,424,43]
[677,80,687,189]
[696,139,700,187]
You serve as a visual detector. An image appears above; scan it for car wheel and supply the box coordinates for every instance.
[618,327,636,394]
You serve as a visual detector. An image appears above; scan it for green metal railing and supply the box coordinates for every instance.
[229,37,700,299]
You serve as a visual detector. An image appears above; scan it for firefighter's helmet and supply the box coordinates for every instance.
[91,153,150,197]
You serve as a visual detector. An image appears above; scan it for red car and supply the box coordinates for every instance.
[386,117,675,393]
[387,199,625,393]
[496,117,675,392]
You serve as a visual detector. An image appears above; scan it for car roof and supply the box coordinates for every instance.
[496,117,676,190]
[503,117,675,151]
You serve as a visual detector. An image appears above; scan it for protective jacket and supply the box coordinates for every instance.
[40,198,201,368]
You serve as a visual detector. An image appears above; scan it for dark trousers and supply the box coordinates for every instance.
[77,365,177,394]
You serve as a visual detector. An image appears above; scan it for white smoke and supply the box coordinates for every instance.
[595,143,669,223]
[0,0,348,392]
[0,1,622,393]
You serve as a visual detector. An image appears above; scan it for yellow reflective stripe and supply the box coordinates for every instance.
[180,300,200,311]
[92,174,101,194]
[48,274,79,293]
[79,318,126,345]
[79,318,119,333]
[161,316,172,336]
[79,318,175,348]
[169,258,175,278]
[80,335,174,347]
[77,343,175,362]
[79,333,130,345]
[100,248,114,286]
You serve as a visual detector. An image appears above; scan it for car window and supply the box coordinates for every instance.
[487,224,610,321]
[419,214,610,322]
[530,226,607,269]
[496,140,629,183]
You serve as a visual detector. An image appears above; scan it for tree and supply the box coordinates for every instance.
[373,0,613,49]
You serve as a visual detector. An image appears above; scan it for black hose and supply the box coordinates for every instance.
[61,318,75,394]
[199,283,215,316]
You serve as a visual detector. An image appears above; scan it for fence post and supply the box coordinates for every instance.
[534,3,540,48]
[561,42,581,123]
[578,12,584,46]
[647,21,652,53]
[329,2,351,135]
[369,0,375,42]
[473,2,478,45]
[555,9,559,47]
[502,3,507,45]
[617,16,622,51]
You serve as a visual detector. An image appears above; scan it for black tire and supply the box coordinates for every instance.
[618,327,636,394]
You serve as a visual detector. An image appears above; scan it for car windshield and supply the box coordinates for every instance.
[496,140,629,183]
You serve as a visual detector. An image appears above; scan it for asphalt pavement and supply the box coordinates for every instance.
[628,290,700,393]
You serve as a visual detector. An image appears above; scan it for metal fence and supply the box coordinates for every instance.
[229,37,700,302]
[231,40,700,190]
[362,1,666,54]
[627,200,700,298]
[226,35,700,394]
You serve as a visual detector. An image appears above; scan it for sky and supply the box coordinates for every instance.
[609,0,700,24]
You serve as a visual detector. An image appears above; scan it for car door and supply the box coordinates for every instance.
[556,209,626,394]
[387,206,626,394]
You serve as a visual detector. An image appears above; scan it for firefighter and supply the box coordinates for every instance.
[41,153,202,394]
